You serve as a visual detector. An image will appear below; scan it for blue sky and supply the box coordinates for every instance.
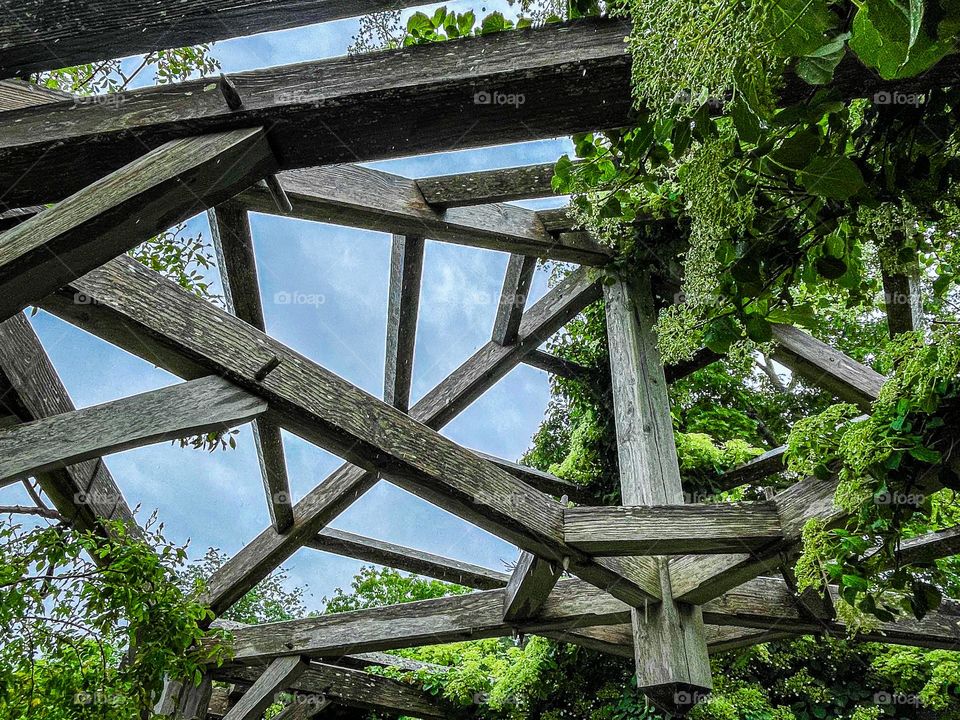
[2,3,577,611]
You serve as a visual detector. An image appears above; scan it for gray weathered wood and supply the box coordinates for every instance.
[44,257,659,608]
[417,162,569,208]
[0,19,634,207]
[536,207,575,233]
[892,525,960,566]
[0,0,426,77]
[522,350,593,382]
[563,503,782,555]
[770,324,884,411]
[492,255,538,345]
[239,165,611,265]
[222,656,309,720]
[0,375,266,486]
[882,268,924,337]
[193,266,601,614]
[209,200,293,532]
[308,527,511,591]
[502,551,562,622]
[0,128,276,323]
[0,313,135,533]
[604,277,712,714]
[384,234,424,412]
[714,446,786,490]
[155,677,213,720]
[213,661,446,718]
[471,449,594,505]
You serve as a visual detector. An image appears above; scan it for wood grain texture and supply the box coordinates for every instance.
[471,449,595,505]
[0,128,275,323]
[0,312,135,533]
[213,662,446,718]
[770,324,884,411]
[308,527,510,591]
[154,676,212,720]
[0,19,634,207]
[492,254,537,346]
[604,277,712,711]
[563,503,782,555]
[522,350,593,382]
[45,259,659,608]
[240,165,611,265]
[383,234,424,412]
[193,266,601,614]
[502,551,562,622]
[418,162,571,207]
[222,656,309,720]
[882,268,923,337]
[209,200,293,532]
[0,375,266,485]
[0,0,426,77]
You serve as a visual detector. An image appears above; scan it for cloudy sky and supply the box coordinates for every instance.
[3,1,578,611]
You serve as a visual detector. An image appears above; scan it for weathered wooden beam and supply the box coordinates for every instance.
[384,234,424,412]
[0,0,426,77]
[471,449,594,504]
[213,661,447,718]
[604,277,712,715]
[0,375,266,485]
[0,127,276,323]
[222,656,309,720]
[713,446,786,491]
[882,267,924,337]
[209,200,293,532]
[155,677,213,720]
[191,266,601,614]
[417,162,567,208]
[894,525,960,566]
[240,165,611,265]
[307,527,511,591]
[563,503,782,555]
[0,313,135,533]
[502,551,562,622]
[44,258,660,608]
[522,349,592,381]
[0,19,635,207]
[770,324,884,411]
[493,255,538,345]
[536,207,575,233]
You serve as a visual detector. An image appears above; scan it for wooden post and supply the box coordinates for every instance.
[604,277,712,716]
[492,255,537,346]
[221,656,309,720]
[384,234,424,412]
[882,266,923,337]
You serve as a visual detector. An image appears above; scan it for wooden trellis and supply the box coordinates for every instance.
[1,6,959,719]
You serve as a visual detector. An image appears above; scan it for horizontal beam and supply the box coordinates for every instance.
[44,257,660,607]
[472,449,594,504]
[416,162,565,208]
[240,165,611,265]
[307,527,511,591]
[0,127,276,323]
[0,0,426,77]
[563,503,782,555]
[0,375,266,486]
[0,19,635,207]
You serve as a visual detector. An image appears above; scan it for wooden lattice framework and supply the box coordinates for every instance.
[1,6,959,719]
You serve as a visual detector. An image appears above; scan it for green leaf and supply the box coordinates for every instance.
[842,573,870,591]
[799,156,865,199]
[745,315,774,342]
[795,33,851,84]
[849,1,957,79]
[769,0,840,57]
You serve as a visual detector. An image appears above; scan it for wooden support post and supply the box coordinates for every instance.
[502,551,562,622]
[882,265,923,337]
[0,128,276,323]
[155,677,213,719]
[604,277,712,716]
[384,234,424,412]
[222,656,310,720]
[209,201,294,532]
[493,255,538,346]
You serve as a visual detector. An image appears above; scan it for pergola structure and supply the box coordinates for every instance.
[1,5,959,719]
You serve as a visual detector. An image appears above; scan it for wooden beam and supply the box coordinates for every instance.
[493,255,538,345]
[522,349,592,381]
[384,234,424,412]
[240,165,611,265]
[563,503,782,555]
[307,527,511,591]
[471,449,594,504]
[882,267,924,337]
[213,661,447,718]
[209,200,293,532]
[44,258,659,608]
[603,277,712,715]
[0,313,135,533]
[416,162,566,208]
[0,0,426,77]
[894,525,960,566]
[222,655,309,720]
[193,266,600,614]
[502,551,562,622]
[0,128,276,323]
[713,446,786,490]
[155,677,213,720]
[0,19,635,207]
[770,324,884,411]
[0,375,267,486]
